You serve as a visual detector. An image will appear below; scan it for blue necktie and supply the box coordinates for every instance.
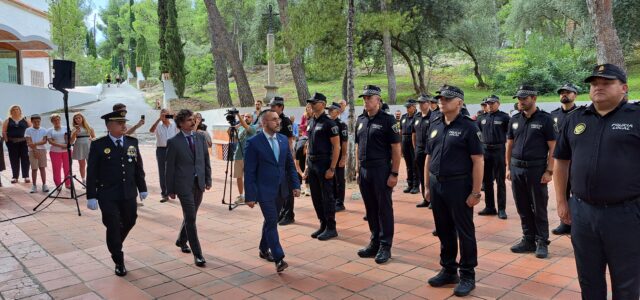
[269,136,279,162]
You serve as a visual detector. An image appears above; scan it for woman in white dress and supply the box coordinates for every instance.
[70,113,95,186]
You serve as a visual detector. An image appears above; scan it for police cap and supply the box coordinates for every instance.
[358,85,382,98]
[306,92,327,104]
[101,110,128,122]
[584,64,627,84]
[327,102,341,111]
[556,83,579,94]
[269,96,285,106]
[513,84,538,99]
[485,95,500,103]
[435,85,464,100]
[404,99,417,107]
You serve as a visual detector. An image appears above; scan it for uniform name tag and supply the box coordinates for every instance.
[448,130,462,137]
[315,125,323,131]
[530,124,543,130]
[372,124,383,130]
[494,121,503,125]
[611,123,633,131]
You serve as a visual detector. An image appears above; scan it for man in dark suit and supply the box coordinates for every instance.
[244,110,301,273]
[165,109,212,267]
[86,110,148,276]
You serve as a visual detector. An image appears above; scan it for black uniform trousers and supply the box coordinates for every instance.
[482,146,506,211]
[569,197,640,300]
[401,136,417,188]
[156,147,168,197]
[6,140,29,179]
[177,179,204,257]
[334,167,346,206]
[358,163,394,247]
[430,175,477,278]
[307,159,336,230]
[99,192,137,265]
[510,164,549,242]
[279,187,295,221]
[415,151,427,201]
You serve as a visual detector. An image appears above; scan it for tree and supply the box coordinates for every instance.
[85,30,97,58]
[136,35,150,77]
[128,0,136,75]
[346,0,356,182]
[380,0,396,104]
[49,0,87,59]
[277,0,310,106]
[585,0,625,69]
[158,0,168,74]
[99,0,128,75]
[164,0,187,97]
[205,2,233,107]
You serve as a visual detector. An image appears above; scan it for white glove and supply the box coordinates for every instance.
[87,198,99,210]
[140,192,148,201]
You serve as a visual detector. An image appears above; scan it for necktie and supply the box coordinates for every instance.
[115,139,122,148]
[269,136,279,162]
[186,135,195,156]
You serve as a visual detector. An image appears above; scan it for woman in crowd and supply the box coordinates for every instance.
[0,117,6,186]
[2,105,31,183]
[47,114,73,190]
[194,113,212,148]
[299,103,312,137]
[70,113,95,186]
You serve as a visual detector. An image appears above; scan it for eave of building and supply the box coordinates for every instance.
[0,0,48,19]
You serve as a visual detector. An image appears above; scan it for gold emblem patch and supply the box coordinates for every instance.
[430,129,438,138]
[481,119,486,125]
[574,123,586,135]
[598,65,605,72]
[104,148,111,154]
[127,145,137,157]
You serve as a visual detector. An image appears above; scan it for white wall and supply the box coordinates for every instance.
[0,2,50,41]
[21,57,50,87]
[0,82,101,117]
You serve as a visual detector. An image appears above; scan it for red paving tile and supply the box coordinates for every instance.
[0,146,610,299]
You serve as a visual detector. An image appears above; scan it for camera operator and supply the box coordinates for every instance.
[232,111,258,204]
[150,109,178,203]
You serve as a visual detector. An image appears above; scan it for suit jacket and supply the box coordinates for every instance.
[165,131,212,195]
[244,132,300,204]
[86,135,147,200]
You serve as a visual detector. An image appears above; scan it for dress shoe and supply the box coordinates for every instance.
[175,241,191,253]
[416,200,429,208]
[115,264,127,276]
[403,186,412,193]
[310,226,326,238]
[510,238,536,253]
[317,229,338,241]
[275,259,288,272]
[453,278,476,296]
[432,229,438,236]
[194,256,206,267]
[259,250,274,262]
[552,223,571,235]
[428,202,432,209]
[363,215,368,221]
[335,204,346,212]
[278,218,295,226]
[409,187,420,194]
[427,269,459,287]
[535,240,549,259]
[374,246,391,264]
[498,210,508,219]
[357,242,379,258]
[477,207,498,216]
[160,196,168,203]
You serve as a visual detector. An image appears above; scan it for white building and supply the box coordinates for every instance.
[0,0,53,88]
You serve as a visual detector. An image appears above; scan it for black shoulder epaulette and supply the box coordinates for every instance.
[124,135,138,141]
[568,105,587,115]
[550,107,561,113]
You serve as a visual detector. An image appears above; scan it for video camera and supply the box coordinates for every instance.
[225,108,240,126]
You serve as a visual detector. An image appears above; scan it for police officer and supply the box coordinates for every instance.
[355,85,401,264]
[306,93,341,240]
[270,96,296,225]
[553,64,640,300]
[327,102,348,212]
[400,99,420,194]
[86,110,148,276]
[549,83,579,236]
[477,95,510,219]
[425,85,483,297]
[506,85,556,259]
[413,95,434,207]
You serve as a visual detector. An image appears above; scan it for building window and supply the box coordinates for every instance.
[0,49,20,84]
[31,70,44,87]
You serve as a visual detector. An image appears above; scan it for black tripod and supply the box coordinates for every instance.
[221,126,242,210]
[33,89,85,216]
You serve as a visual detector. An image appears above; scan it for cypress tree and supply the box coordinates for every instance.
[128,0,136,75]
[136,35,150,78]
[164,0,186,97]
[157,0,168,75]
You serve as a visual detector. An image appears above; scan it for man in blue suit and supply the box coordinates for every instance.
[245,109,301,273]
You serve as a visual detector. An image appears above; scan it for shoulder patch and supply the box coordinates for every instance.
[392,123,400,134]
[331,126,339,135]
[476,131,483,142]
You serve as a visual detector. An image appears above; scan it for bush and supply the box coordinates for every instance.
[186,55,213,92]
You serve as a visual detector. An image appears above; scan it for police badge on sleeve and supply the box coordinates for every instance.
[331,126,339,135]
[392,123,400,134]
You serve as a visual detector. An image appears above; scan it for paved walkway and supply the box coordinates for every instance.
[0,143,591,300]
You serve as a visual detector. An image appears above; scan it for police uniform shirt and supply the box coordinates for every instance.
[355,110,401,162]
[550,105,578,128]
[412,111,432,154]
[427,114,483,177]
[336,118,348,161]
[554,101,640,205]
[400,113,415,135]
[478,110,510,144]
[308,113,339,157]
[507,109,556,161]
[279,113,294,138]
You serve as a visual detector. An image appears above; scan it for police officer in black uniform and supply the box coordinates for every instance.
[270,96,296,225]
[86,110,148,276]
[424,85,483,297]
[477,95,510,219]
[549,83,579,236]
[327,102,348,212]
[506,85,556,259]
[553,64,640,300]
[355,85,401,264]
[400,99,420,194]
[413,95,434,207]
[306,93,341,240]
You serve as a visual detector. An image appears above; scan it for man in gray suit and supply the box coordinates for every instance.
[166,109,212,267]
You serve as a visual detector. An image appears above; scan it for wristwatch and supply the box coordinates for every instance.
[471,192,482,199]
[390,171,399,177]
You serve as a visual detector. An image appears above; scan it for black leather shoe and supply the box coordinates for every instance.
[259,250,274,262]
[453,278,476,296]
[374,246,391,264]
[335,204,346,212]
[275,259,288,272]
[357,242,379,258]
[115,264,127,276]
[428,202,432,209]
[478,208,498,216]
[278,218,294,226]
[535,240,549,259]
[432,229,438,236]
[498,210,508,220]
[195,256,206,267]
[175,241,191,253]
[552,223,571,235]
[428,269,459,287]
[317,229,338,241]
[409,187,420,194]
[403,186,412,193]
[311,226,326,238]
[363,215,367,221]
[510,238,536,253]
[416,200,429,208]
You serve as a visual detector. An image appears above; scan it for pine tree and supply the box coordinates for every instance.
[136,35,150,78]
[164,0,186,97]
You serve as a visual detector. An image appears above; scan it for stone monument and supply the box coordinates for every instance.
[263,4,279,101]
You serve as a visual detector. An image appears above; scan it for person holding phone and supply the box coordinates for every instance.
[70,113,96,187]
[150,109,178,203]
[112,103,145,136]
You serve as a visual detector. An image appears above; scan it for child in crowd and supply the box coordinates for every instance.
[24,114,49,193]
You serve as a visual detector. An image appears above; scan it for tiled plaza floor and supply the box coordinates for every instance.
[0,145,593,299]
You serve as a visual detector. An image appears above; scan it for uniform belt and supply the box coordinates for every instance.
[308,154,330,161]
[510,158,547,168]
[578,196,640,207]
[77,135,90,138]
[430,173,469,182]
[359,159,389,168]
[402,134,412,136]
[483,143,504,150]
[157,146,167,148]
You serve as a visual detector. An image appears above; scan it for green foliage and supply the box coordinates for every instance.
[85,30,97,58]
[614,0,640,54]
[186,55,213,92]
[74,56,110,85]
[49,0,88,59]
[136,35,151,78]
[164,0,187,97]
